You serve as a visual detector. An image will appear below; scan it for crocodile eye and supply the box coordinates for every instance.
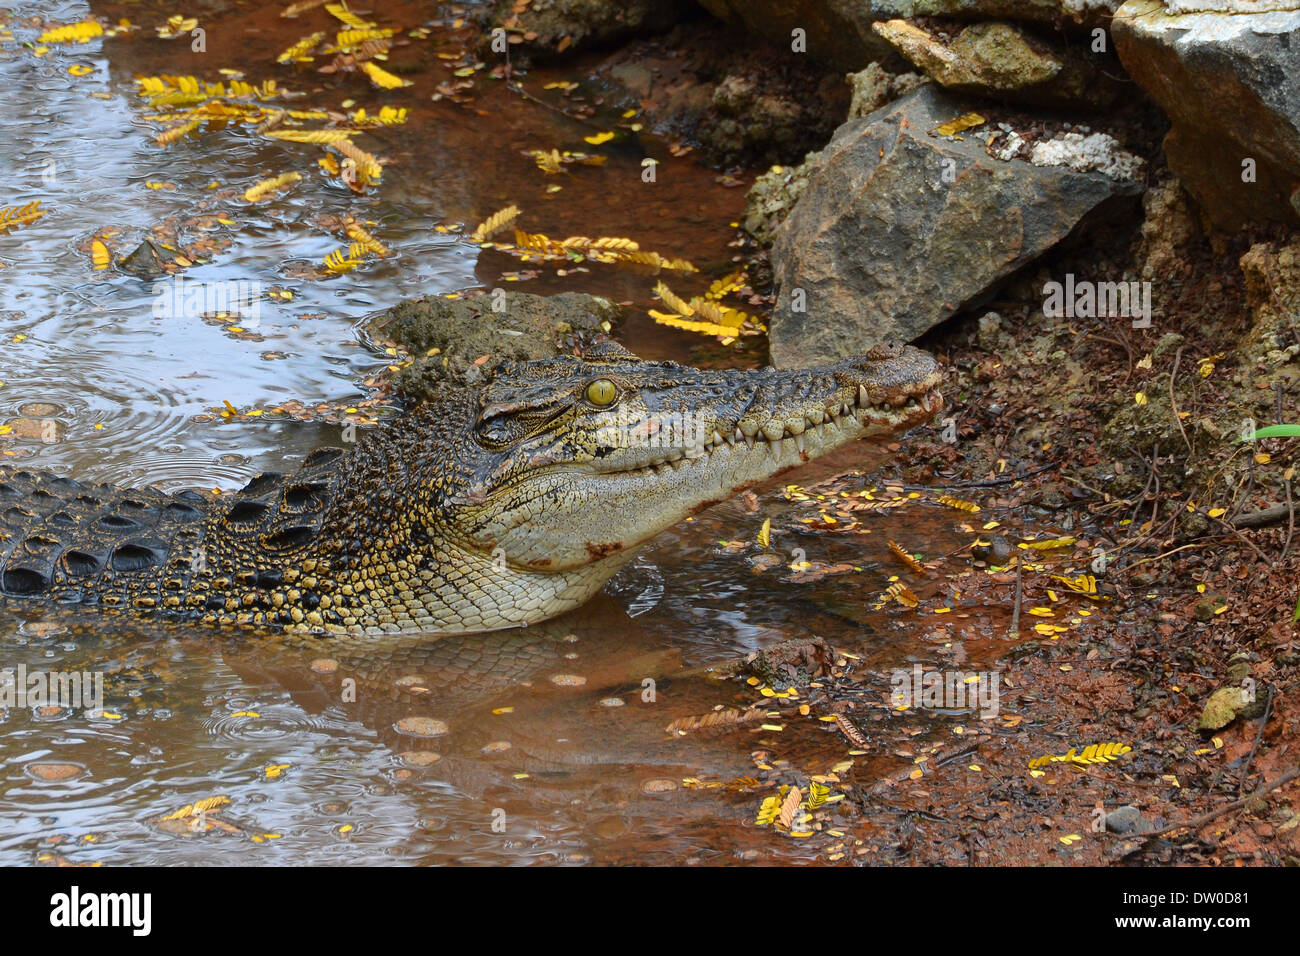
[478,420,514,448]
[584,379,618,407]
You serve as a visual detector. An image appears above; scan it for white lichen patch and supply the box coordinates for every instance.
[1029,131,1144,181]
[1061,0,1124,17]
[1162,1,1299,13]
[994,129,1026,162]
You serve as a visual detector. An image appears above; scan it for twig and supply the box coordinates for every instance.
[1231,504,1294,529]
[885,459,1063,492]
[1203,510,1274,565]
[1283,474,1295,563]
[1128,443,1160,527]
[1169,345,1193,457]
[1119,763,1300,842]
[1006,557,1023,639]
[1121,538,1230,571]
[1237,686,1273,795]
[1274,382,1294,563]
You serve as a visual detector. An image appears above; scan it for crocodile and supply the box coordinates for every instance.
[0,340,942,636]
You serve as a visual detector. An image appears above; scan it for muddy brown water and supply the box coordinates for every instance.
[0,0,1035,864]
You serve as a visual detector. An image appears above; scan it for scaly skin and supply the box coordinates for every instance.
[0,340,942,636]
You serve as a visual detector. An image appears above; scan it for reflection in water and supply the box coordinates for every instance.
[0,484,974,866]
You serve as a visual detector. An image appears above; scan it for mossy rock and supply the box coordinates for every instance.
[1198,686,1247,731]
[365,291,622,404]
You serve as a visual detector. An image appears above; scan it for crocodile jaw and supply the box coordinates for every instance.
[479,349,943,574]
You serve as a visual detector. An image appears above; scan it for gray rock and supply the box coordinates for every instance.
[1113,0,1300,228]
[1104,805,1153,835]
[976,311,1005,351]
[117,239,169,280]
[768,85,1140,367]
[847,62,928,119]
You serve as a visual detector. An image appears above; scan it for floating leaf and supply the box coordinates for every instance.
[277,31,325,63]
[155,119,200,147]
[160,794,231,821]
[323,246,362,273]
[665,706,765,734]
[777,786,803,830]
[281,0,328,16]
[341,218,388,255]
[0,201,45,235]
[473,205,520,242]
[39,20,104,44]
[888,540,925,574]
[807,781,833,811]
[333,139,383,187]
[335,27,396,47]
[884,581,919,608]
[934,494,980,513]
[360,61,408,90]
[755,794,781,826]
[243,171,302,202]
[325,1,374,28]
[263,128,355,144]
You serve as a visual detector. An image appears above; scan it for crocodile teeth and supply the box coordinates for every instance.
[743,432,755,449]
[794,433,806,455]
[859,385,869,407]
[770,438,784,458]
[713,430,727,446]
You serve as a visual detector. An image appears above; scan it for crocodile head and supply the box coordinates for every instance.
[437,340,942,583]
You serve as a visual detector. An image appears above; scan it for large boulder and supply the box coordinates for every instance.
[1112,0,1300,228]
[768,85,1141,368]
[697,1,1122,70]
[872,19,1122,109]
